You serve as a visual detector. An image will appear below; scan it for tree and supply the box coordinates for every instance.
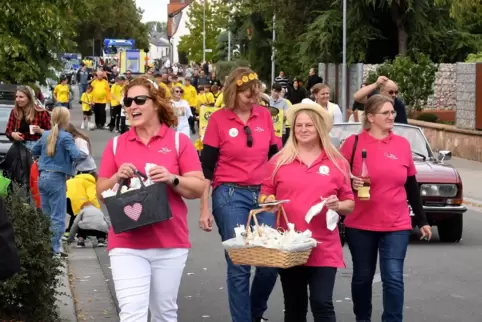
[73,0,149,56]
[0,0,80,84]
[178,0,229,63]
[146,21,168,35]
[436,0,482,25]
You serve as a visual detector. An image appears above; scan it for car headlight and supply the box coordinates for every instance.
[420,184,458,197]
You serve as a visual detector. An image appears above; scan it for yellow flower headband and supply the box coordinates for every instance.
[236,73,258,86]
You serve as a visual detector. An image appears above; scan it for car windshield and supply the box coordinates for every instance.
[330,123,433,159]
[0,105,13,135]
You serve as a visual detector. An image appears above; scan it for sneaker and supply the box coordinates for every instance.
[252,318,268,322]
[97,239,107,247]
[75,240,85,248]
[80,122,85,130]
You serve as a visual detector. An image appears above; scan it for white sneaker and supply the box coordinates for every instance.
[80,122,85,130]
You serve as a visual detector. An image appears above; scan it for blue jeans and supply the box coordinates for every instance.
[346,228,411,322]
[79,83,88,97]
[56,102,69,108]
[212,184,278,322]
[38,171,67,254]
[23,141,37,152]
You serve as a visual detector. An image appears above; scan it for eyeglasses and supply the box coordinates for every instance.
[388,90,399,95]
[174,90,183,94]
[244,126,253,147]
[376,110,397,117]
[124,95,152,107]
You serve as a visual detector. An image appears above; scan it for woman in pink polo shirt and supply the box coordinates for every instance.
[97,77,205,322]
[261,102,354,322]
[199,67,279,322]
[340,94,432,322]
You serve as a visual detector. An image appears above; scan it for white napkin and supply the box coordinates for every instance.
[145,163,157,185]
[304,198,340,231]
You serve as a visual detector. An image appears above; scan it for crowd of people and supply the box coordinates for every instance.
[1,60,423,322]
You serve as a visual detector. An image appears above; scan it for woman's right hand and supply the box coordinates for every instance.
[117,163,137,179]
[351,176,364,190]
[199,208,214,232]
[12,132,24,141]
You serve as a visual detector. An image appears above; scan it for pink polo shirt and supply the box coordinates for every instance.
[340,130,416,232]
[261,152,354,268]
[203,105,277,188]
[98,124,202,251]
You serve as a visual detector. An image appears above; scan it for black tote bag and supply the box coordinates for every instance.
[104,173,173,234]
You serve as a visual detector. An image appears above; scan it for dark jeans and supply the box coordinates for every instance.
[77,229,107,240]
[93,103,107,128]
[282,128,290,146]
[109,105,122,131]
[346,228,411,322]
[279,266,337,322]
[189,107,196,133]
[66,198,75,232]
[212,184,278,322]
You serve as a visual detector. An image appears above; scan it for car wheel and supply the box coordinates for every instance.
[437,214,463,243]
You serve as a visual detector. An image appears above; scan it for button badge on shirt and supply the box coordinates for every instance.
[229,128,239,137]
[319,165,330,176]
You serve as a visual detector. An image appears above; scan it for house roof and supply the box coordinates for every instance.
[167,1,194,37]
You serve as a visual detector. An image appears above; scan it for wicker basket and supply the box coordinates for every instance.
[226,207,313,269]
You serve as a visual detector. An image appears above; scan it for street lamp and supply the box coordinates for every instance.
[271,13,275,85]
[203,0,206,62]
[341,0,347,121]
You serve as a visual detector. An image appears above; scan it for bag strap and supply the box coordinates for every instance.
[113,132,179,157]
[350,135,358,171]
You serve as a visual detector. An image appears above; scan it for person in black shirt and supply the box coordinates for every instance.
[353,76,408,124]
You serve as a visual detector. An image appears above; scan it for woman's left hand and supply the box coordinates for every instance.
[148,165,174,184]
[419,225,432,241]
[324,195,340,211]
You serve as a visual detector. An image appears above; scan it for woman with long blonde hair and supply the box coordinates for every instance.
[260,102,355,322]
[5,85,51,151]
[31,107,87,257]
[66,123,96,174]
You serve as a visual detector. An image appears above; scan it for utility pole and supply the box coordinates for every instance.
[203,0,206,62]
[227,0,231,61]
[271,14,276,85]
[341,0,348,121]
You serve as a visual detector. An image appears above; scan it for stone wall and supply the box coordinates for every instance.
[455,63,477,129]
[362,63,456,110]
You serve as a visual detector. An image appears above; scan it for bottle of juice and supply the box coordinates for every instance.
[358,149,371,200]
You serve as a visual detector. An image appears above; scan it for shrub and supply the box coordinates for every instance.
[465,52,482,63]
[215,59,250,84]
[417,113,439,123]
[366,52,438,114]
[0,185,62,321]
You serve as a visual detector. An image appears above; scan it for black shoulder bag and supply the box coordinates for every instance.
[339,135,358,247]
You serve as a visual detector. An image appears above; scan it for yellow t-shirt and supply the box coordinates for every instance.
[182,85,198,107]
[110,84,124,106]
[91,79,110,103]
[214,92,224,108]
[158,82,171,99]
[197,92,215,112]
[285,99,292,128]
[80,92,93,112]
[54,84,69,103]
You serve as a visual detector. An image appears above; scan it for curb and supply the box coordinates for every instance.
[463,197,482,211]
[56,260,78,322]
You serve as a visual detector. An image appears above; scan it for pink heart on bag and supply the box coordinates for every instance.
[124,203,143,221]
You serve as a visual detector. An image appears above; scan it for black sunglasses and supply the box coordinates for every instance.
[124,95,152,107]
[174,90,183,94]
[244,126,253,147]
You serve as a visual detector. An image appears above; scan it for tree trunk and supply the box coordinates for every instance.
[390,4,408,55]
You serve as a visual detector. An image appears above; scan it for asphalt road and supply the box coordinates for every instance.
[69,103,482,322]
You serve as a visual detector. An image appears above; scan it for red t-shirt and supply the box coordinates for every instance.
[203,106,277,188]
[261,152,354,268]
[340,130,416,231]
[99,125,202,251]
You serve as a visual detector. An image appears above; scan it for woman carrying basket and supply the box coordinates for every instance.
[97,77,205,322]
[199,67,279,322]
[260,102,355,322]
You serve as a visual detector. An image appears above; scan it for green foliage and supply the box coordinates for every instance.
[0,185,63,321]
[465,52,482,62]
[215,60,250,84]
[178,0,228,63]
[0,1,79,84]
[366,52,438,112]
[73,0,150,55]
[145,21,167,34]
[417,113,439,123]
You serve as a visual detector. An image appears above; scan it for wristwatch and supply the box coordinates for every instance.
[172,175,180,187]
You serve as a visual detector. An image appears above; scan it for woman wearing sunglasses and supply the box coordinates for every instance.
[199,67,279,322]
[340,95,431,322]
[97,77,205,322]
[171,85,193,138]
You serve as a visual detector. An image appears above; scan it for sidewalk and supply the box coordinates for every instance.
[447,157,482,209]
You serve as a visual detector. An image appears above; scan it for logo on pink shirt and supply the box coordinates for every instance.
[158,147,172,154]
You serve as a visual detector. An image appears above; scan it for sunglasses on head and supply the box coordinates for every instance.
[244,126,253,147]
[124,95,152,107]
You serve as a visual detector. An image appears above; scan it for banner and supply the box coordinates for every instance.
[199,106,221,139]
[271,108,283,138]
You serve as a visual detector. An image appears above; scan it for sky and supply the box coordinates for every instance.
[135,0,169,23]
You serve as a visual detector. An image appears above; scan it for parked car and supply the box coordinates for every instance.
[330,123,467,243]
[0,104,13,162]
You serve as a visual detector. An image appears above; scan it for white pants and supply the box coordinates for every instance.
[110,248,189,322]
